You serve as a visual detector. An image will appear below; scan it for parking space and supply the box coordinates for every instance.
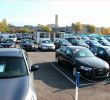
[27,50,110,100]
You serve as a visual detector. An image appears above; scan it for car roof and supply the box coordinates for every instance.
[0,48,24,57]
[66,46,87,49]
[98,46,110,49]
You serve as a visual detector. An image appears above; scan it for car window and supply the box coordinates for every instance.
[75,48,95,58]
[97,48,106,55]
[60,46,67,53]
[90,47,98,53]
[0,57,28,78]
[66,48,73,57]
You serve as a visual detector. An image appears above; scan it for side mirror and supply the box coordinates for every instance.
[30,65,39,71]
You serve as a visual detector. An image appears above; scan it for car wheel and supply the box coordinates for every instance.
[73,67,77,77]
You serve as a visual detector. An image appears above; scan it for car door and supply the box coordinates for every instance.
[64,48,74,68]
[97,47,108,61]
[57,46,67,64]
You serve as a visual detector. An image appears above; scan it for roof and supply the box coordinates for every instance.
[67,46,87,49]
[98,46,110,49]
[0,48,23,57]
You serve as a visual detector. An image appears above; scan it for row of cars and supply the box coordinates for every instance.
[54,35,110,79]
[0,38,36,51]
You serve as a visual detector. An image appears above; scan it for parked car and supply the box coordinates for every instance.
[0,48,38,100]
[0,39,16,48]
[38,39,55,51]
[85,40,102,47]
[20,39,36,51]
[54,39,72,49]
[90,46,110,64]
[7,35,17,42]
[71,39,89,48]
[98,40,110,46]
[104,36,110,42]
[65,36,77,43]
[56,46,110,78]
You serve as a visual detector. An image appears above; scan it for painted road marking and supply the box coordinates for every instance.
[50,63,76,85]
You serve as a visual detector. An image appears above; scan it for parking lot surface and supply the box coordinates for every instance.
[28,50,110,100]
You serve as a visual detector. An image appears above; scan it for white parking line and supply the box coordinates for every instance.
[50,63,95,87]
[50,63,76,85]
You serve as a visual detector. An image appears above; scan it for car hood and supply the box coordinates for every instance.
[42,43,55,46]
[0,76,29,100]
[75,57,109,69]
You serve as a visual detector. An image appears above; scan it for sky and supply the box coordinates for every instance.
[0,0,110,27]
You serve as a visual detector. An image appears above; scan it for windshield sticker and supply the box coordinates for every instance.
[0,64,5,72]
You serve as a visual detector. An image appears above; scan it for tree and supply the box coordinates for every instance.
[40,25,52,32]
[86,25,96,34]
[1,18,8,32]
[101,28,110,35]
[72,22,83,34]
[101,27,105,34]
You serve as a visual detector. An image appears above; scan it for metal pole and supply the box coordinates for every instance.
[75,72,80,100]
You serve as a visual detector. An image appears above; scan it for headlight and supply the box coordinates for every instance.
[80,66,92,71]
[105,63,109,69]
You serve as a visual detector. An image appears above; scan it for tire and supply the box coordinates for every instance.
[73,67,77,77]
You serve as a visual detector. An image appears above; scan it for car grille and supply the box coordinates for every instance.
[93,68,109,77]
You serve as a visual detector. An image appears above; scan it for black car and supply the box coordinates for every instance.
[85,40,102,47]
[71,39,89,48]
[56,46,110,78]
[90,46,110,64]
[20,39,36,51]
[0,39,16,48]
[54,39,72,49]
[98,40,110,46]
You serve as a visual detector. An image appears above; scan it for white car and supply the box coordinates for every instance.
[38,40,55,51]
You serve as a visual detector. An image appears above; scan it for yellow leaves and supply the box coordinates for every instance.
[101,27,110,35]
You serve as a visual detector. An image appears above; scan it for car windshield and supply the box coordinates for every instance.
[60,39,69,44]
[103,40,110,44]
[91,40,100,45]
[22,40,32,43]
[42,40,52,43]
[75,48,95,58]
[76,40,86,45]
[0,57,28,78]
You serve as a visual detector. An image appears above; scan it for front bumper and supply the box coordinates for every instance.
[41,46,55,50]
[21,45,35,51]
[80,68,110,78]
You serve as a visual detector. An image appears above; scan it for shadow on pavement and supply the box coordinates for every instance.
[32,62,97,90]
[33,62,75,90]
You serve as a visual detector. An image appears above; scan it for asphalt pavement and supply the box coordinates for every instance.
[28,50,110,100]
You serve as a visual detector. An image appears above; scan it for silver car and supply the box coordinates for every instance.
[38,39,55,51]
[0,48,38,100]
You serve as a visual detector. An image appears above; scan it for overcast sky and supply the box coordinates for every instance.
[0,0,110,27]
